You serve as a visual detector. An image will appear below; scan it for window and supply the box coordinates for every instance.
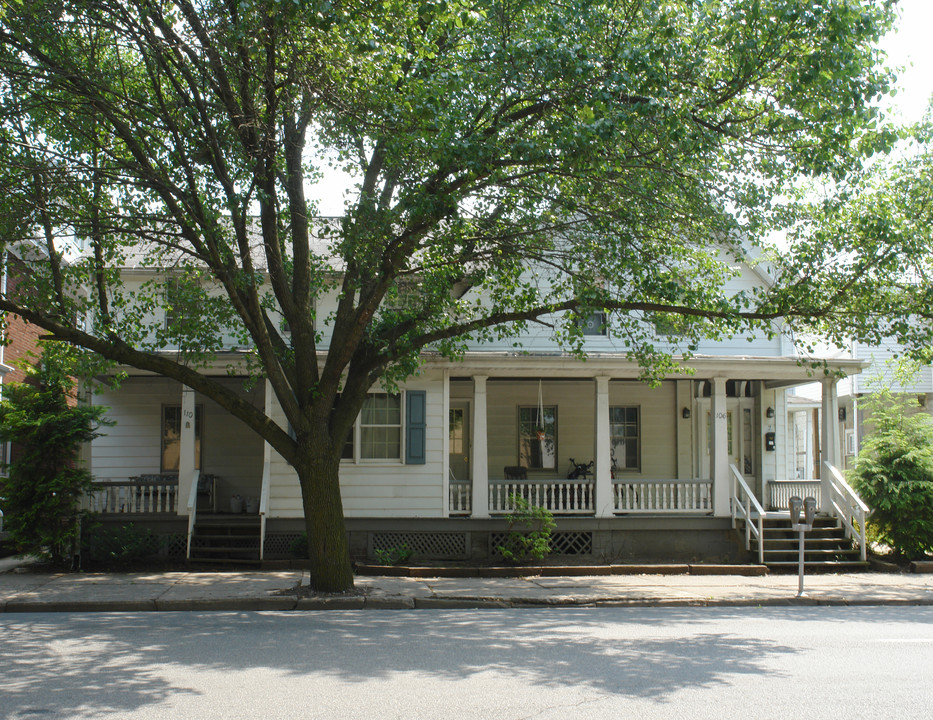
[360,393,401,460]
[164,278,184,331]
[518,406,557,469]
[845,429,857,456]
[161,405,202,472]
[578,311,608,336]
[610,406,640,471]
[0,437,9,477]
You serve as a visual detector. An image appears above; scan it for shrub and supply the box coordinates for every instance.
[496,494,555,563]
[851,386,933,559]
[373,544,414,565]
[0,347,110,566]
[83,523,153,569]
[289,532,308,558]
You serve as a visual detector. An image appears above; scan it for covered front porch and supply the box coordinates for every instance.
[442,355,864,527]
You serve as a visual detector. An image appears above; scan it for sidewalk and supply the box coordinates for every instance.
[3,556,933,611]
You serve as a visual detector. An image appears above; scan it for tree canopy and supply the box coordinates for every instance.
[0,0,928,590]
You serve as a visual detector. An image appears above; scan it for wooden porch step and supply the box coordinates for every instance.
[187,556,262,567]
[741,515,866,570]
[765,560,870,570]
[188,515,261,565]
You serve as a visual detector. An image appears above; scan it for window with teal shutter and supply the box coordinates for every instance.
[406,391,426,464]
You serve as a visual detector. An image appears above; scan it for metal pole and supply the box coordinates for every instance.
[797,528,806,597]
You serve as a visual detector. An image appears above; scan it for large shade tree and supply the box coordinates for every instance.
[0,0,929,590]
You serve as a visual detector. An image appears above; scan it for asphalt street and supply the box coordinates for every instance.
[2,606,932,720]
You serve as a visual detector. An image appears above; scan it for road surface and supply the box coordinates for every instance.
[2,607,931,719]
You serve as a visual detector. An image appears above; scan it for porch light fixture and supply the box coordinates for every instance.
[838,407,847,422]
[682,407,691,419]
[765,406,775,418]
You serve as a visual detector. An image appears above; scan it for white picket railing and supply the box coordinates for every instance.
[489,479,594,514]
[730,464,766,564]
[449,480,472,516]
[613,479,712,513]
[824,462,869,562]
[84,476,178,514]
[768,479,822,512]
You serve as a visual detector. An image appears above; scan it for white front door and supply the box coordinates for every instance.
[449,402,470,484]
[698,398,756,481]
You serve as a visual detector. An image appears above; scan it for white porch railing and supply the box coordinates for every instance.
[824,462,869,562]
[489,479,594,514]
[185,470,200,560]
[613,479,712,513]
[449,479,472,516]
[84,476,179,514]
[730,464,766,564]
[768,479,822,512]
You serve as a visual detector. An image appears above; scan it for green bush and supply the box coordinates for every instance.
[496,494,555,564]
[851,387,933,559]
[83,523,153,569]
[289,532,308,558]
[0,347,110,566]
[373,544,414,565]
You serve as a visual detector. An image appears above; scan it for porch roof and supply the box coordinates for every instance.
[432,351,867,387]
[104,349,867,389]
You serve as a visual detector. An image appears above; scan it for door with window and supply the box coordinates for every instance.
[449,402,470,484]
[698,399,756,481]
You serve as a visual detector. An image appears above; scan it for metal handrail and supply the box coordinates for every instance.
[259,461,271,561]
[823,462,869,562]
[730,464,765,564]
[185,469,200,560]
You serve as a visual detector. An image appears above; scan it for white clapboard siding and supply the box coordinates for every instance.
[266,379,446,518]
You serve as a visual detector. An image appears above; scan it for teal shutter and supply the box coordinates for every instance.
[406,391,426,464]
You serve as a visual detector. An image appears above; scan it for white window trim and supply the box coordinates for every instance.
[341,391,406,465]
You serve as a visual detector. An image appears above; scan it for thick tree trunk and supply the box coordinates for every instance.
[298,444,355,592]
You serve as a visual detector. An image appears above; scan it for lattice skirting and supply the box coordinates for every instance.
[370,532,468,560]
[107,532,187,560]
[263,533,306,558]
[490,531,593,558]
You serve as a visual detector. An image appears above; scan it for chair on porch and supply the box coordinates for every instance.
[197,473,217,513]
[504,466,528,480]
[503,466,533,505]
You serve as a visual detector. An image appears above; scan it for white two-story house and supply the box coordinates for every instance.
[80,237,869,567]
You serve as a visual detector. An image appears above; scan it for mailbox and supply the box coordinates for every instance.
[765,431,776,451]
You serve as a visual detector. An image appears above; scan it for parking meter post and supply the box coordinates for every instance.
[788,496,816,598]
[797,527,806,597]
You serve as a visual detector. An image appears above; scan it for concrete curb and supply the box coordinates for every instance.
[2,595,932,613]
[353,563,769,578]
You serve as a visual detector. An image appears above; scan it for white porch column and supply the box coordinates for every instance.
[471,375,490,518]
[710,377,730,516]
[820,377,840,512]
[594,376,613,517]
[177,385,196,517]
